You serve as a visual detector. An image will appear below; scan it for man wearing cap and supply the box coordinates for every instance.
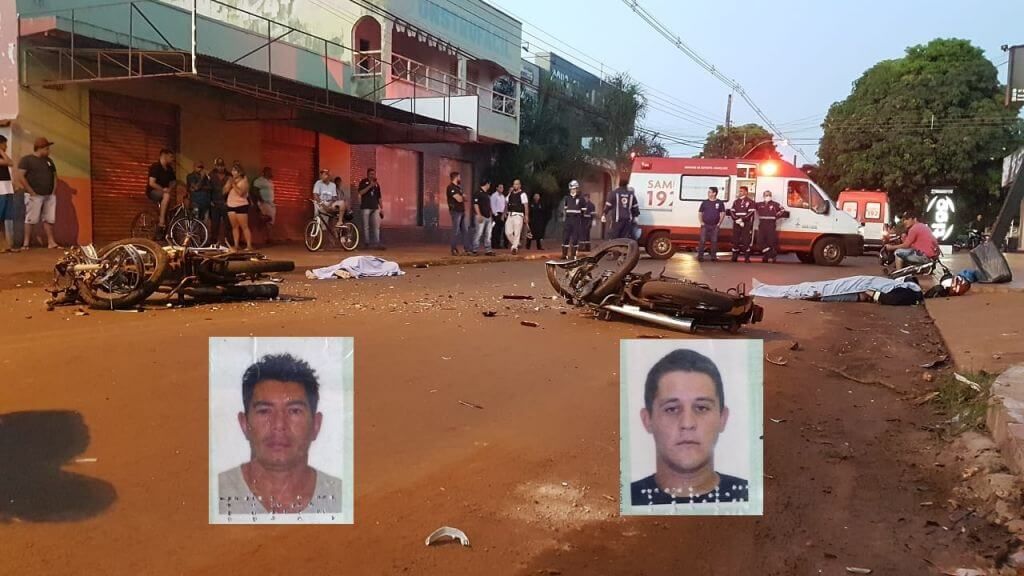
[559,180,587,259]
[885,211,939,270]
[16,137,59,249]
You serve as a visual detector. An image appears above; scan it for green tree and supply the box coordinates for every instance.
[589,73,648,175]
[817,38,1024,221]
[701,123,780,159]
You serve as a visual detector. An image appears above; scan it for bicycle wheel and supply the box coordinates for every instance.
[304,220,324,251]
[169,217,209,248]
[130,209,158,240]
[339,222,360,251]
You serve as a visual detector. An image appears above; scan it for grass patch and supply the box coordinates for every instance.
[933,371,996,435]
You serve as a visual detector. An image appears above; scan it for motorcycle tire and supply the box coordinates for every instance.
[79,238,169,310]
[638,282,737,312]
[587,239,641,301]
[183,283,279,301]
[545,260,587,299]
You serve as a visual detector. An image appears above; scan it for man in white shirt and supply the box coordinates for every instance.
[252,166,277,240]
[312,169,346,227]
[490,183,507,249]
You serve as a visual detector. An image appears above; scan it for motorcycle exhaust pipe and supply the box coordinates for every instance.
[602,304,696,334]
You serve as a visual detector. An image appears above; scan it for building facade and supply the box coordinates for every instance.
[8,0,522,244]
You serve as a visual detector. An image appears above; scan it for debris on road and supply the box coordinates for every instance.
[912,391,940,406]
[458,400,484,410]
[503,294,535,300]
[923,373,935,383]
[812,362,896,391]
[770,418,787,424]
[766,355,788,367]
[845,326,871,332]
[790,341,801,351]
[920,356,949,369]
[74,457,98,463]
[845,568,872,575]
[953,373,983,392]
[425,526,470,547]
[521,321,540,328]
[638,334,664,339]
[482,311,497,317]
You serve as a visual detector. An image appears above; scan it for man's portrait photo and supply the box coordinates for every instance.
[620,340,763,516]
[209,337,353,524]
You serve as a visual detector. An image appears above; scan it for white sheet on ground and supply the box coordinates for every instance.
[306,256,406,280]
[750,275,921,300]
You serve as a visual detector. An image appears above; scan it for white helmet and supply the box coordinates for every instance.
[569,180,580,190]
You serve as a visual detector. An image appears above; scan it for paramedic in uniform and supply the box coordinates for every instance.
[602,177,640,240]
[581,192,597,253]
[560,180,586,259]
[728,186,756,263]
[755,190,789,263]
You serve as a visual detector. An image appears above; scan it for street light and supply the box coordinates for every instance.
[740,138,787,159]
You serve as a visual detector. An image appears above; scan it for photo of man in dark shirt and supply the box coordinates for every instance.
[631,348,748,506]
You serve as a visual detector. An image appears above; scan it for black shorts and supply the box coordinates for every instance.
[226,204,249,214]
[146,188,168,204]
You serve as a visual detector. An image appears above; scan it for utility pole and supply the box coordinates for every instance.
[725,93,733,136]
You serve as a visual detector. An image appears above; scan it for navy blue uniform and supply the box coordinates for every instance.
[561,194,587,258]
[728,197,757,261]
[581,198,596,252]
[604,187,639,239]
[755,200,789,262]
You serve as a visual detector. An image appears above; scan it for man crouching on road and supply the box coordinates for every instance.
[218,353,343,515]
[631,349,748,505]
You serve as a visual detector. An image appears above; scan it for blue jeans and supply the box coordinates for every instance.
[698,224,720,259]
[895,248,930,264]
[362,208,381,246]
[472,215,493,252]
[450,210,467,251]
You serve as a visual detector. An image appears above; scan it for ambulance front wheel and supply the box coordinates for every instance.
[646,232,676,260]
[813,237,845,266]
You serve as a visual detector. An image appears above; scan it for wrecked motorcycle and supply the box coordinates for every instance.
[545,239,764,333]
[48,238,295,310]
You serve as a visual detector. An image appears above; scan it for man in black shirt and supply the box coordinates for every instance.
[207,157,230,246]
[446,171,466,256]
[358,168,383,249]
[17,137,59,249]
[631,348,748,506]
[187,160,212,222]
[471,179,495,256]
[147,148,177,232]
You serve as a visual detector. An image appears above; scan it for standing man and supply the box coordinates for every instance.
[471,179,495,256]
[580,192,597,253]
[0,135,14,251]
[728,186,757,263]
[526,192,549,250]
[755,190,789,263]
[490,182,507,250]
[602,177,640,240]
[358,168,383,249]
[187,160,212,223]
[147,148,177,237]
[697,187,726,262]
[16,137,59,250]
[446,171,467,256]
[505,178,530,255]
[208,157,230,246]
[252,167,277,243]
[559,180,586,259]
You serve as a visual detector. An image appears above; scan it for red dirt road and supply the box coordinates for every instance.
[0,256,1006,575]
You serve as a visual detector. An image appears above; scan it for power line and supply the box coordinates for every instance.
[620,0,812,164]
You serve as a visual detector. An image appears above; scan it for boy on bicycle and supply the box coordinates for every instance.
[312,169,347,227]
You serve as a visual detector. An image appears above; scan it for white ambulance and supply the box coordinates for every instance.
[629,157,864,265]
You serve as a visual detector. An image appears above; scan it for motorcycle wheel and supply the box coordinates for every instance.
[638,281,737,312]
[586,239,641,301]
[79,238,168,310]
[183,283,279,301]
[545,258,590,299]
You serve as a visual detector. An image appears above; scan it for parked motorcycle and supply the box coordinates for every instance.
[48,238,294,310]
[952,230,984,253]
[545,239,764,334]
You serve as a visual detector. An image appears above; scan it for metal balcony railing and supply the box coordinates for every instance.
[353,50,382,77]
[389,53,518,118]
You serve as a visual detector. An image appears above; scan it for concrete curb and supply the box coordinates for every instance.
[986,364,1024,475]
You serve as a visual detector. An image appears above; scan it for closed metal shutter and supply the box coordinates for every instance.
[261,123,316,240]
[90,92,179,243]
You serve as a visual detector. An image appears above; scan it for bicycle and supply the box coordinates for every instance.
[130,199,209,248]
[304,200,359,252]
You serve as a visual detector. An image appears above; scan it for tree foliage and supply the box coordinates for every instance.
[817,38,1024,220]
[701,123,781,159]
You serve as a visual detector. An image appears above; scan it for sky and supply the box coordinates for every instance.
[487,0,1024,162]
